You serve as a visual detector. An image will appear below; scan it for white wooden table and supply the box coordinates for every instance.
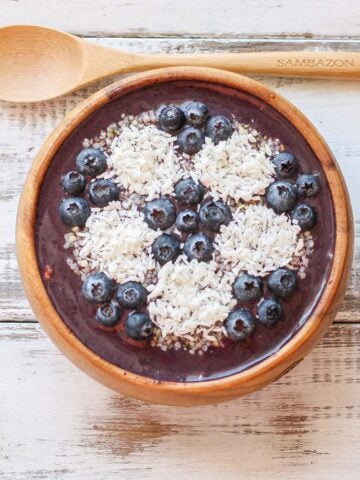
[1,2,360,478]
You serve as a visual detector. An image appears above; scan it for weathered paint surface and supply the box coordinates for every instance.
[0,324,359,479]
[0,32,359,479]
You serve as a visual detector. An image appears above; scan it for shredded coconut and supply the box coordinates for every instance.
[108,125,184,200]
[64,203,160,285]
[215,204,303,277]
[192,125,278,202]
[147,258,236,347]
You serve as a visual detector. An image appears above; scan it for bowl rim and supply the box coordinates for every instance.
[16,66,352,396]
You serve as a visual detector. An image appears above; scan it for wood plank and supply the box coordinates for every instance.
[1,1,360,38]
[1,38,360,322]
[0,323,359,479]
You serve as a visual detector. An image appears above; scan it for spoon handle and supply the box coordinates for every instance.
[136,51,360,79]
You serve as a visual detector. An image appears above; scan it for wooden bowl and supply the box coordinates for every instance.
[16,67,353,406]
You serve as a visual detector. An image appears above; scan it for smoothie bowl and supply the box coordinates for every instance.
[16,67,353,406]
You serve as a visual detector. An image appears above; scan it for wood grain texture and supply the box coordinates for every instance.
[1,0,360,38]
[0,18,358,477]
[0,38,359,323]
[0,323,359,479]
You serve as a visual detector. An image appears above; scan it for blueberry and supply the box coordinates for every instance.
[174,178,204,205]
[272,152,298,178]
[184,233,214,262]
[205,115,233,144]
[199,200,232,232]
[225,308,256,341]
[266,181,297,214]
[257,298,283,326]
[176,210,199,233]
[297,173,320,198]
[177,127,205,155]
[59,197,91,227]
[116,281,147,309]
[233,273,263,303]
[61,171,86,195]
[76,148,107,177]
[126,312,154,341]
[291,203,317,231]
[268,268,297,299]
[96,302,121,327]
[144,197,176,230]
[82,272,113,304]
[89,179,118,207]
[183,101,209,127]
[159,106,185,133]
[152,234,181,265]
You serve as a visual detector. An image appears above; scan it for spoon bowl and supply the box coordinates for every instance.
[0,25,85,102]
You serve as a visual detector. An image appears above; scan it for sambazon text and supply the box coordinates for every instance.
[276,58,355,68]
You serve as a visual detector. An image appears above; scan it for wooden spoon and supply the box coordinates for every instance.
[1,24,360,103]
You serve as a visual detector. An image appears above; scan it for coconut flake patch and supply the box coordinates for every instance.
[148,258,236,343]
[215,204,303,277]
[64,203,159,285]
[108,124,184,199]
[192,126,278,202]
